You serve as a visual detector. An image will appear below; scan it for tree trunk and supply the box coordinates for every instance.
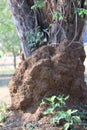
[9,0,85,53]
[9,0,35,58]
[13,55,16,69]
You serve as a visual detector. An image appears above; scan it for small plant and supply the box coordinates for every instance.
[26,27,47,52]
[0,103,7,122]
[31,0,46,9]
[41,95,82,130]
[40,95,69,115]
[51,109,81,130]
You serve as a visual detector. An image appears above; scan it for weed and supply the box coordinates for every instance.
[51,109,81,130]
[40,95,69,115]
[0,102,7,122]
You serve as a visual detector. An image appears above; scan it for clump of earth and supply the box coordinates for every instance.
[2,40,87,130]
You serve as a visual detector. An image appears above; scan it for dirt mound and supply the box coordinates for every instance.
[9,40,87,111]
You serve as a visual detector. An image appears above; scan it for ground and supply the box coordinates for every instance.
[0,48,87,106]
[0,49,87,130]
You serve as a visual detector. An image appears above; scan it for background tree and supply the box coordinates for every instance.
[0,0,20,68]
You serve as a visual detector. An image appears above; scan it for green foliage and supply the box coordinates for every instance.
[53,11,63,20]
[41,95,82,130]
[76,8,87,17]
[31,0,46,9]
[0,0,20,56]
[51,109,81,130]
[0,103,7,123]
[40,95,69,115]
[26,27,47,52]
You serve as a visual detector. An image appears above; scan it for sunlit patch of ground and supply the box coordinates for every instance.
[0,87,11,107]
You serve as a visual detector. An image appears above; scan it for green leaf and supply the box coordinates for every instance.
[64,95,69,100]
[31,0,46,9]
[72,116,81,123]
[56,95,64,101]
[76,8,87,18]
[45,96,56,103]
[37,2,46,9]
[2,103,7,112]
[44,108,55,115]
[43,38,47,42]
[71,109,78,114]
[0,113,6,122]
[40,100,45,106]
[50,117,57,124]
[57,111,67,119]
[63,123,70,130]
[31,5,37,9]
[53,11,63,20]
[66,109,72,115]
[51,112,67,124]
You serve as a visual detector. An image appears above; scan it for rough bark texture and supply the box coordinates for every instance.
[9,0,48,57]
[9,0,85,57]
[9,0,35,57]
[9,40,87,110]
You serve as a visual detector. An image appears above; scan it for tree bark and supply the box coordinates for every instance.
[9,0,85,57]
[13,54,16,69]
[9,0,35,58]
